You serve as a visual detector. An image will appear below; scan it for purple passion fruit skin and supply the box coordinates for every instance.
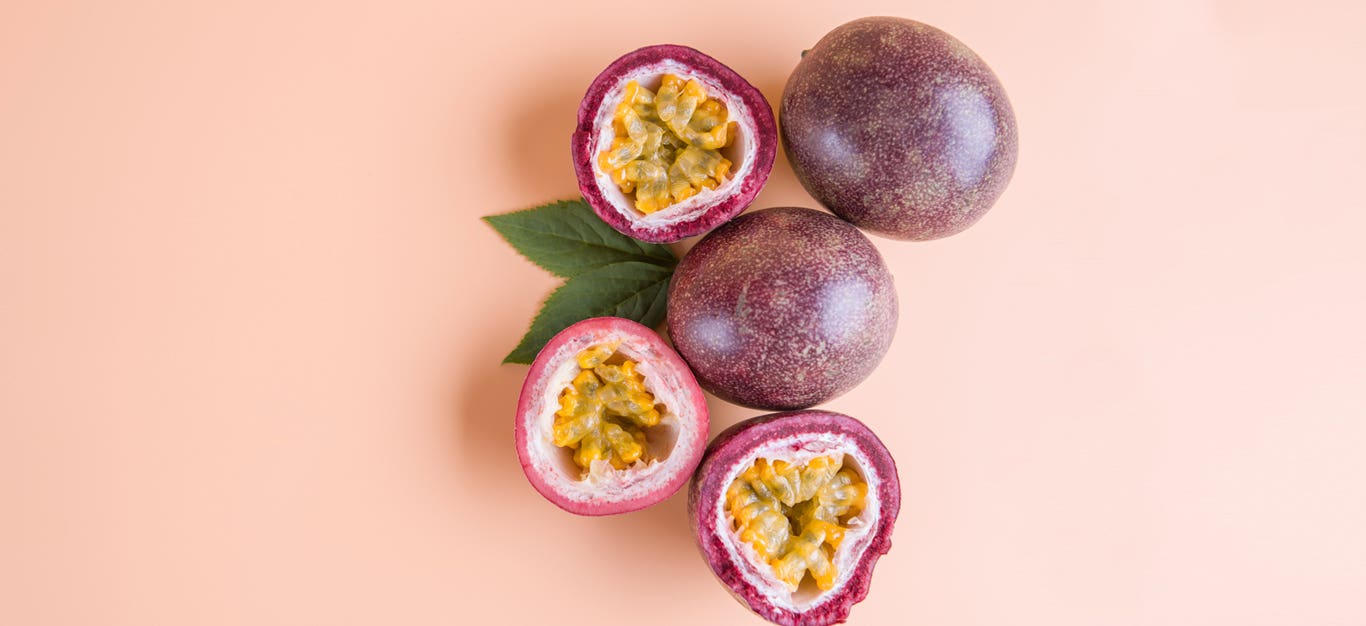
[515,317,709,515]
[781,16,1018,241]
[689,411,900,626]
[667,207,897,411]
[573,44,777,243]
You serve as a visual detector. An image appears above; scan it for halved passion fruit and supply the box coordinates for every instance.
[516,317,710,515]
[689,411,900,626]
[573,44,777,243]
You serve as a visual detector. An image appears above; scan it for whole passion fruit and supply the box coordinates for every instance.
[573,44,777,243]
[515,317,709,515]
[690,411,900,626]
[667,207,897,410]
[781,16,1018,241]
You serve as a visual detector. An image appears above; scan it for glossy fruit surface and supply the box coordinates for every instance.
[574,44,776,243]
[689,411,900,626]
[667,207,897,410]
[515,317,708,515]
[782,16,1018,240]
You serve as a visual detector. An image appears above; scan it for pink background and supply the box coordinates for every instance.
[3,1,1364,624]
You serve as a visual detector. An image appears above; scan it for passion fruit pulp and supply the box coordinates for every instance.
[667,207,898,410]
[516,317,709,515]
[690,411,900,626]
[782,16,1018,240]
[574,44,777,243]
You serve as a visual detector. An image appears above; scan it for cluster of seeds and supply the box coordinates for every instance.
[553,344,663,471]
[725,454,868,591]
[598,75,736,214]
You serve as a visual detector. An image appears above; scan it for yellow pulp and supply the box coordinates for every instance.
[553,344,663,472]
[597,74,736,214]
[725,455,868,592]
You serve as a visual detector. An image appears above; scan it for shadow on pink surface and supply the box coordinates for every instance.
[444,50,597,509]
[501,64,590,201]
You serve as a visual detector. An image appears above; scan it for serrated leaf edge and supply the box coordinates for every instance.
[500,262,674,365]
[482,199,675,279]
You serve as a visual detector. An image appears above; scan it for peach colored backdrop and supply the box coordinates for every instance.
[3,1,1364,624]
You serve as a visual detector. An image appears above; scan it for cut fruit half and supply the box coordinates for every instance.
[573,44,777,243]
[516,317,709,515]
[689,411,900,625]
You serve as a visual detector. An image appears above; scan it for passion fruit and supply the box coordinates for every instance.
[667,207,897,410]
[690,411,900,626]
[781,16,1018,240]
[515,317,709,515]
[573,44,777,243]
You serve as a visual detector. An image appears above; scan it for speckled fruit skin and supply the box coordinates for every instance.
[667,207,897,410]
[573,44,777,243]
[515,317,709,516]
[781,16,1018,241]
[689,411,900,626]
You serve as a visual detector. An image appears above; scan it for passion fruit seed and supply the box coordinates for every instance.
[726,454,868,591]
[553,343,663,472]
[598,74,737,214]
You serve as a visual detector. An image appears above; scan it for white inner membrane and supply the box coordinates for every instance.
[713,433,882,613]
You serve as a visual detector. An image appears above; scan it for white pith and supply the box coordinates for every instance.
[524,331,700,505]
[713,433,883,614]
[590,60,759,229]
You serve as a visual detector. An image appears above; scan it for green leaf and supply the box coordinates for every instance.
[483,199,676,278]
[503,261,673,364]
